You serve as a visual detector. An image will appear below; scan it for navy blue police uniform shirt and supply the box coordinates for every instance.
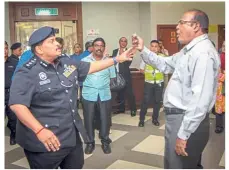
[9,53,90,152]
[5,54,19,89]
[5,55,19,103]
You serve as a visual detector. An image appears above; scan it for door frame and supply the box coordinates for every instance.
[157,24,183,53]
[157,25,177,40]
[218,25,225,50]
[8,2,83,48]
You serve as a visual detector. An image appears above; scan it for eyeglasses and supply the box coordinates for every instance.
[93,44,105,48]
[178,20,197,25]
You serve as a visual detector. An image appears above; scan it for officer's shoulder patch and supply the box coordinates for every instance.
[24,57,37,69]
[59,53,70,58]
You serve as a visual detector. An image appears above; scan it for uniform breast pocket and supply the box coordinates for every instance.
[7,67,15,73]
[65,76,78,88]
[38,86,59,103]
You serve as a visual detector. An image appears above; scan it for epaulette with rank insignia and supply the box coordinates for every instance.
[59,53,70,58]
[24,57,37,69]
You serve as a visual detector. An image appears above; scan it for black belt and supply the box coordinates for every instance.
[164,107,185,115]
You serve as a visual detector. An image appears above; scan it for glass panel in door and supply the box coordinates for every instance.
[15,21,77,55]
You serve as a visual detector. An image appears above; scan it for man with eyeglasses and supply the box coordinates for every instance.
[132,9,220,169]
[82,38,116,154]
[9,27,134,169]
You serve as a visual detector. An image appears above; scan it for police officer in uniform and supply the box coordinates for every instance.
[9,26,134,169]
[5,41,18,145]
[138,40,164,127]
[10,42,23,59]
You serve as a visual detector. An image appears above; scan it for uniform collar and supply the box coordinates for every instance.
[88,53,107,61]
[185,34,208,52]
[35,55,62,68]
[10,54,19,61]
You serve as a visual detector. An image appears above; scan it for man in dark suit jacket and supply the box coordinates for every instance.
[112,37,137,116]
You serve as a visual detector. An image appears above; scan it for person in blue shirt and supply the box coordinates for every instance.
[82,38,116,155]
[79,40,93,59]
[14,50,33,74]
[71,40,93,62]
[70,43,82,61]
[71,41,94,106]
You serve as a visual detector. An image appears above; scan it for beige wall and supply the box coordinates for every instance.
[82,2,140,53]
[150,2,225,40]
[139,2,151,47]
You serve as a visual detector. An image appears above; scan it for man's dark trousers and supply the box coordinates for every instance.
[139,82,164,122]
[82,96,111,145]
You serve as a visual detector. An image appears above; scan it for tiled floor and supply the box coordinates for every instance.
[107,160,160,169]
[5,110,225,169]
[219,152,225,167]
[95,129,128,145]
[12,157,30,169]
[132,135,164,155]
[112,114,151,126]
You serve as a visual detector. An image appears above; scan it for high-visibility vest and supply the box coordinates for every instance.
[144,53,164,83]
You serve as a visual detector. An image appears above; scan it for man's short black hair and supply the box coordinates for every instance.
[187,9,209,33]
[150,40,160,44]
[31,41,43,54]
[92,37,106,47]
[5,41,8,46]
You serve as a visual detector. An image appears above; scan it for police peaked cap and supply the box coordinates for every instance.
[28,26,55,46]
[10,42,22,50]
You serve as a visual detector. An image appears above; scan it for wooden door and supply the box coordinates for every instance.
[218,25,225,50]
[157,25,180,55]
[9,2,83,48]
[61,21,77,55]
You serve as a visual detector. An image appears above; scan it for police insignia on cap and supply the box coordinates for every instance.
[39,72,47,80]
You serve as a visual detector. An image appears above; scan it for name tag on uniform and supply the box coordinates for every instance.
[63,65,76,78]
[8,66,14,68]
[39,79,51,85]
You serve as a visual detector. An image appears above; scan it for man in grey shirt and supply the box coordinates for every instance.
[132,9,220,169]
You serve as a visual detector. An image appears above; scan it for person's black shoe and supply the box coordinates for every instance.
[138,121,144,127]
[215,126,224,133]
[152,119,160,126]
[196,164,204,169]
[101,144,111,154]
[131,111,136,117]
[10,133,16,145]
[85,143,95,154]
